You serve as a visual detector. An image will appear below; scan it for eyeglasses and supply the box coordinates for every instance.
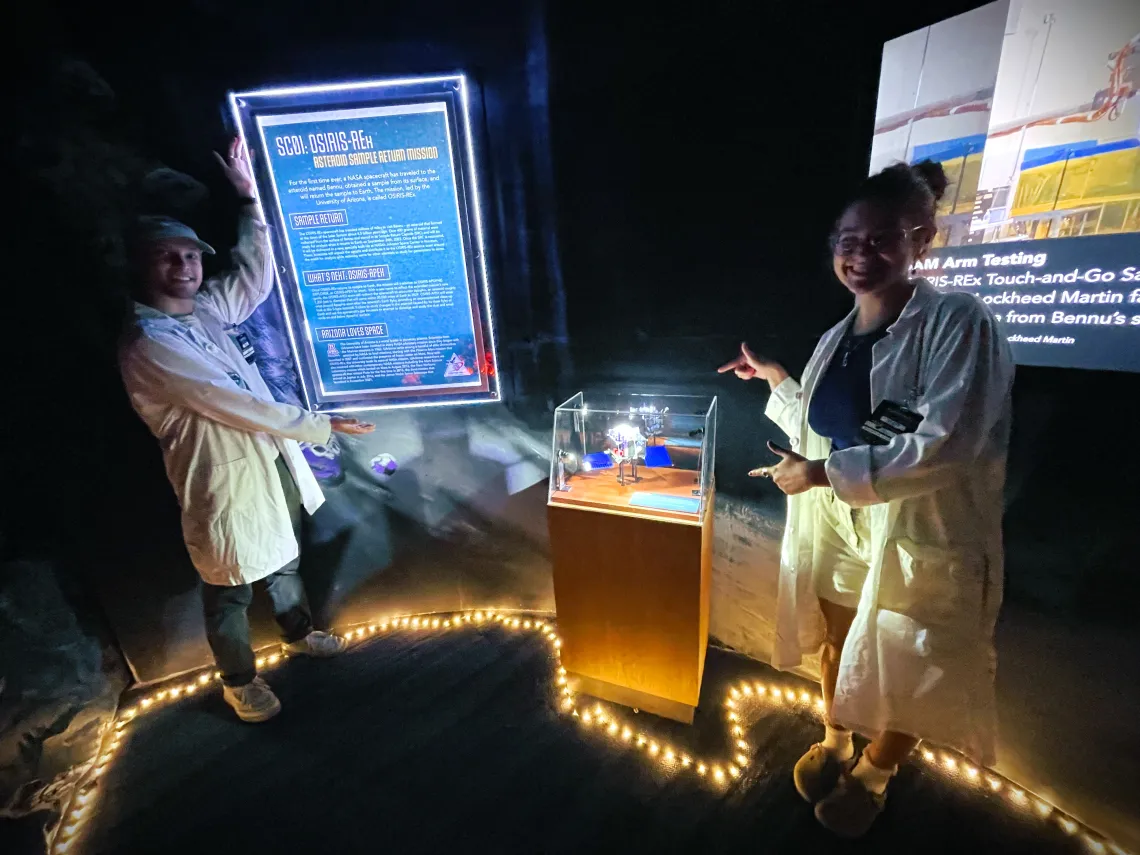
[829,226,926,256]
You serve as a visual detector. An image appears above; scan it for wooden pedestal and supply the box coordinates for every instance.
[547,486,713,724]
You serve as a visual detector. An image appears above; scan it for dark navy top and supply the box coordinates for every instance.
[807,325,889,450]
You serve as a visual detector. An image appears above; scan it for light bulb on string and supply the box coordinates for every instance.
[75,612,1132,855]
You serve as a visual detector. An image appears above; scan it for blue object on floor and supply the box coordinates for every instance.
[629,493,701,514]
[583,452,613,470]
[644,446,672,468]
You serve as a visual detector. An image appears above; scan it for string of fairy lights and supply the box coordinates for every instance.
[47,610,1132,855]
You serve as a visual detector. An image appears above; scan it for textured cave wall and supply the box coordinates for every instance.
[0,56,163,842]
[0,559,129,834]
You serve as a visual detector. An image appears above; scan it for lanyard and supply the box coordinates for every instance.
[166,319,251,391]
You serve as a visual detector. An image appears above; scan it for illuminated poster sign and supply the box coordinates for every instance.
[229,76,499,410]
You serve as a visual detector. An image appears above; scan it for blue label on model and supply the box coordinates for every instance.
[259,103,482,398]
[629,493,701,514]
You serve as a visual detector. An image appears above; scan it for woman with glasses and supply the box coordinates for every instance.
[719,161,1014,837]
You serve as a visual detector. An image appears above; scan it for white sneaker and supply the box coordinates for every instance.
[223,676,281,723]
[285,630,347,658]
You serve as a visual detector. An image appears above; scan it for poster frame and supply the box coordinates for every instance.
[228,74,501,412]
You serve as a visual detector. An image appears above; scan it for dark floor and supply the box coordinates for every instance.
[82,623,1095,855]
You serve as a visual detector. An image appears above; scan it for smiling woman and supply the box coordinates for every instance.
[719,157,1015,839]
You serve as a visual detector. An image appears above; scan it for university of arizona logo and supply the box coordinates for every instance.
[327,343,340,358]
[443,353,475,378]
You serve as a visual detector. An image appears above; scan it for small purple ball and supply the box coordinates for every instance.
[370,453,398,477]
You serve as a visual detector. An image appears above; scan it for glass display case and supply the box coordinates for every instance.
[549,392,717,524]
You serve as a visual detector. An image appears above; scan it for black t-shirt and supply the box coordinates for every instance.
[807,324,890,450]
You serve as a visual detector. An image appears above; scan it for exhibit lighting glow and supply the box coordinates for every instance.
[46,617,1131,855]
[231,75,461,100]
[610,423,641,441]
[457,74,502,406]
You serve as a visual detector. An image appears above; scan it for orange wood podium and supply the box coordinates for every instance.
[548,469,713,723]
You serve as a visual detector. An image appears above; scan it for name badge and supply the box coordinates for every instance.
[859,400,923,446]
[227,328,257,363]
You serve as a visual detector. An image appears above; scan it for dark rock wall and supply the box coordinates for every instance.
[0,560,128,840]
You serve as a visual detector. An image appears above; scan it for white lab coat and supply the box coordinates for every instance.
[764,279,1014,765]
[121,213,331,587]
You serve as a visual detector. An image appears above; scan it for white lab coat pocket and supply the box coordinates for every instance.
[882,539,987,631]
[873,609,942,703]
[184,458,256,584]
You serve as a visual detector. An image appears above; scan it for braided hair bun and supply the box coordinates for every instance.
[853,159,947,228]
[911,159,949,203]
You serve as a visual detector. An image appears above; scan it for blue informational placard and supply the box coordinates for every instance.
[229,76,499,411]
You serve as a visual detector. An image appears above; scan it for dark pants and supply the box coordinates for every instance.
[202,455,314,687]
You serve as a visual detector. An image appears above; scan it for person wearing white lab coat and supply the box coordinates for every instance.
[720,160,1014,837]
[120,139,374,723]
